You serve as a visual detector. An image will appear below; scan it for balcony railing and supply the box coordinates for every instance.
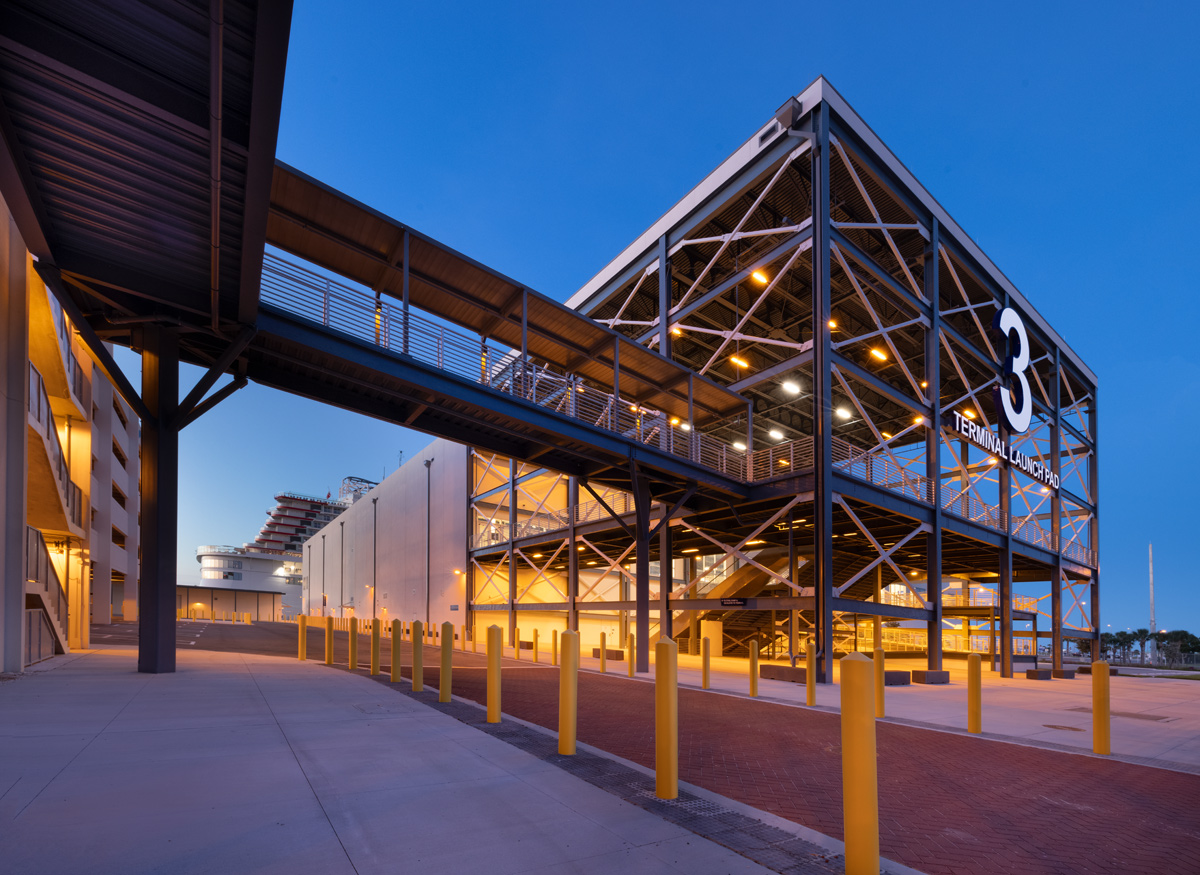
[25,526,67,633]
[27,362,84,529]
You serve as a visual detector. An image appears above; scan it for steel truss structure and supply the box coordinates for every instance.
[470,78,1098,680]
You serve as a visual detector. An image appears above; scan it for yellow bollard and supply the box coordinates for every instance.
[440,621,453,703]
[559,630,579,755]
[325,616,334,665]
[806,638,816,706]
[628,632,636,677]
[749,638,758,697]
[873,647,886,718]
[1093,661,1111,755]
[391,619,402,681]
[487,624,502,723]
[515,627,521,660]
[461,624,467,652]
[533,628,539,664]
[297,614,307,660]
[701,636,710,689]
[349,619,360,670]
[841,653,880,874]
[472,624,478,653]
[967,652,982,733]
[655,638,679,799]
[370,618,381,675]
[552,629,558,666]
[411,620,424,691]
[599,631,607,673]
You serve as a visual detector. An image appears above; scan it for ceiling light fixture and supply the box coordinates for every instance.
[782,380,801,395]
[836,407,851,420]
[751,270,769,284]
[730,355,749,368]
[768,428,784,440]
[870,348,887,361]
[732,441,747,451]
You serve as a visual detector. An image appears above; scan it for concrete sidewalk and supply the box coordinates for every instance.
[0,646,828,875]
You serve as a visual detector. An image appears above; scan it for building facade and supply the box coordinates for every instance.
[304,79,1098,681]
[2,194,140,669]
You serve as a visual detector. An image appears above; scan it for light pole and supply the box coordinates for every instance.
[424,458,434,627]
[339,520,345,618]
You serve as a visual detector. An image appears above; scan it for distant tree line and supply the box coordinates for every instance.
[1097,629,1200,667]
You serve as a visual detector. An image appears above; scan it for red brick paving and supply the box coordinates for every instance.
[399,644,1200,875]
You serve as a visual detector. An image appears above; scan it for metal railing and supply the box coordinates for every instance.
[262,254,746,480]
[25,526,67,633]
[262,256,1096,568]
[27,363,84,529]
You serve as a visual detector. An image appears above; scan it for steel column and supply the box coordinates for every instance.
[925,218,943,670]
[810,103,835,682]
[658,235,671,357]
[632,465,651,673]
[507,458,516,644]
[138,325,179,673]
[659,513,672,641]
[567,476,579,631]
[1051,347,1063,671]
[1090,385,1101,659]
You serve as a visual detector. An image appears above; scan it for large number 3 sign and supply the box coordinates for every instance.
[993,307,1032,434]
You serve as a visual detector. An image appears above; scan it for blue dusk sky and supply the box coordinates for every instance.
[119,1,1199,633]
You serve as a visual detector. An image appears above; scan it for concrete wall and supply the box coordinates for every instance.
[303,439,468,628]
[1,196,29,672]
[176,586,285,621]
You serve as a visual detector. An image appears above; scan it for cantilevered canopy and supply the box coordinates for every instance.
[268,162,747,425]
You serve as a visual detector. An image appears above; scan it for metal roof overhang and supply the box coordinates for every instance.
[0,0,293,412]
[267,162,747,426]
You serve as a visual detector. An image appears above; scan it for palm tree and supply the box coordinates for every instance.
[1114,631,1133,665]
[1134,628,1151,665]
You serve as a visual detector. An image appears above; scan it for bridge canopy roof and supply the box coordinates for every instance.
[268,162,748,424]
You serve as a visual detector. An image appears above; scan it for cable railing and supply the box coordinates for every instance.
[262,254,748,480]
[263,256,1095,568]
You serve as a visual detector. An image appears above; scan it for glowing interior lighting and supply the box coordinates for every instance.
[881,431,893,439]
[670,417,680,426]
[630,404,638,412]
[670,325,682,336]
[835,407,851,420]
[732,441,747,451]
[778,458,789,466]
[920,380,928,388]
[768,428,784,440]
[586,561,596,566]
[453,569,462,575]
[910,570,919,577]
[680,422,691,431]
[782,380,801,395]
[577,546,585,551]
[988,457,997,465]
[531,554,542,559]
[870,348,887,361]
[729,355,749,368]
[963,409,976,420]
[682,548,699,554]
[1040,486,1050,494]
[828,319,837,329]
[746,540,766,546]
[914,416,925,425]
[751,269,769,284]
